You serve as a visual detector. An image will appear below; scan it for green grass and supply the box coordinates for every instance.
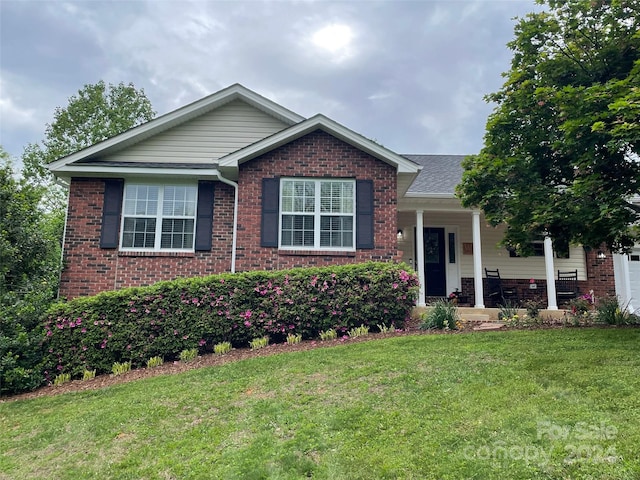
[1,328,640,479]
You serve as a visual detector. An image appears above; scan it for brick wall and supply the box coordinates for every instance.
[59,178,235,299]
[58,130,400,298]
[234,129,399,272]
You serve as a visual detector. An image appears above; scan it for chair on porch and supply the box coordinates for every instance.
[556,270,579,305]
[484,268,519,307]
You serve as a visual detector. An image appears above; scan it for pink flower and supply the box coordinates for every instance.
[392,283,399,289]
[244,321,252,327]
[81,328,87,333]
[198,339,206,346]
[46,330,52,337]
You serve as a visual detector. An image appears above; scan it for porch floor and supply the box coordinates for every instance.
[414,306,568,322]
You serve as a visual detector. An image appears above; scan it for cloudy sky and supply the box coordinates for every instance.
[1,0,541,161]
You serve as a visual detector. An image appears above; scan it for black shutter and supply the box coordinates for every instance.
[100,179,124,249]
[356,180,374,249]
[195,181,215,251]
[261,178,279,247]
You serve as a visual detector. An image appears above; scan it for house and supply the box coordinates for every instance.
[48,84,636,311]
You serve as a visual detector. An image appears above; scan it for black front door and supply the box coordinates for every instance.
[424,228,446,297]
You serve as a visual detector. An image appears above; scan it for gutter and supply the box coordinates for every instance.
[212,163,238,273]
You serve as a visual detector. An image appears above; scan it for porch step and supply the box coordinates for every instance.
[473,322,506,331]
[461,313,491,323]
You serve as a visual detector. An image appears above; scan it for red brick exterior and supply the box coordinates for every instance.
[59,178,235,299]
[58,130,399,299]
[234,130,398,272]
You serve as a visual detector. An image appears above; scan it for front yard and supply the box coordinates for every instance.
[1,328,639,479]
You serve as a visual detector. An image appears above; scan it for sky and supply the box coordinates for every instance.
[0,0,541,162]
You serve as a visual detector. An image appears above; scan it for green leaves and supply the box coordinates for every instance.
[457,0,640,253]
[42,262,419,380]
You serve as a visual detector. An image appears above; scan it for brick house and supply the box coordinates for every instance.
[48,84,636,311]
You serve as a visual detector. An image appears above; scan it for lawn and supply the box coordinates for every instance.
[1,328,639,479]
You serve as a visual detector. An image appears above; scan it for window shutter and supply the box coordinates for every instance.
[100,179,124,249]
[261,178,279,247]
[195,181,215,251]
[356,180,374,249]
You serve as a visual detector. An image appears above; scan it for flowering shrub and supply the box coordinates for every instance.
[42,262,418,378]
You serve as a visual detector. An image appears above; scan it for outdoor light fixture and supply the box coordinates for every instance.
[597,250,606,259]
[397,229,404,240]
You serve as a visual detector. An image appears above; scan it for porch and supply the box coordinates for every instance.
[396,207,618,310]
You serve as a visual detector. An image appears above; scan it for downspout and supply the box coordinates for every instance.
[212,164,238,273]
[55,178,70,300]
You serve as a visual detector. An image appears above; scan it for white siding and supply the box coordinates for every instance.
[103,100,290,164]
[397,211,587,280]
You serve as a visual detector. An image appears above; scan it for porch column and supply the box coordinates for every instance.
[544,236,558,310]
[472,210,485,308]
[613,253,634,312]
[416,210,426,306]
[416,210,427,307]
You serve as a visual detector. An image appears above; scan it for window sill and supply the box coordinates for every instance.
[118,251,195,258]
[278,250,356,257]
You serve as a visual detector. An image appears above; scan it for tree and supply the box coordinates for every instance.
[456,0,640,254]
[0,82,155,394]
[21,81,155,207]
[1,147,62,393]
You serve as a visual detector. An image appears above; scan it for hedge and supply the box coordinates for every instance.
[43,262,419,379]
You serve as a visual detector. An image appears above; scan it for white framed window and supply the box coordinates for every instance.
[279,179,355,250]
[121,184,197,251]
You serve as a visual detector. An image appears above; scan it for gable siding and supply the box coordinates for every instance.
[102,100,290,164]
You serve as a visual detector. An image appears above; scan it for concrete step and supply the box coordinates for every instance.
[461,313,491,323]
[473,322,506,331]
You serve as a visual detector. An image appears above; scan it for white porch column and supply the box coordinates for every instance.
[416,210,426,306]
[544,236,558,310]
[472,210,485,308]
[614,253,634,312]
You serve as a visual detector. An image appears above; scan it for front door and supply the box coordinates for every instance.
[424,228,446,296]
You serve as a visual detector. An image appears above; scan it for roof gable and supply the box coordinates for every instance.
[219,114,421,175]
[48,84,305,174]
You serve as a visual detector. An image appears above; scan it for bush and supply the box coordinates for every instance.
[0,288,53,395]
[420,300,459,330]
[42,262,418,377]
[595,296,639,325]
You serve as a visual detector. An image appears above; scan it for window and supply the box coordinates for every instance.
[280,179,355,250]
[121,184,197,251]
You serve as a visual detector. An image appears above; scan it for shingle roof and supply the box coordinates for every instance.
[402,154,467,195]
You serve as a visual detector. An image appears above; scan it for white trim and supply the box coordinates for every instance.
[472,210,485,308]
[404,193,457,199]
[50,165,222,180]
[278,178,356,251]
[119,183,198,252]
[219,114,421,175]
[47,84,305,172]
[416,211,426,306]
[544,236,558,310]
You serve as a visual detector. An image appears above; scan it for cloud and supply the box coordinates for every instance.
[0,0,540,159]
